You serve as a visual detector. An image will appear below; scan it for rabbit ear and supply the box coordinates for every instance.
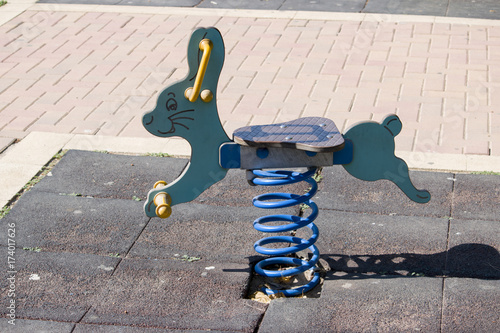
[185,27,225,101]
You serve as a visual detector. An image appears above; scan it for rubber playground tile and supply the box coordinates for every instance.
[117,0,200,6]
[304,210,449,276]
[0,319,74,333]
[447,0,500,20]
[81,258,266,332]
[0,249,119,322]
[314,166,453,218]
[36,0,121,4]
[281,0,366,12]
[128,203,276,264]
[259,276,442,332]
[451,173,500,222]
[197,0,285,10]
[193,168,309,209]
[447,219,500,279]
[197,0,366,11]
[0,191,149,256]
[363,0,448,16]
[74,324,220,332]
[441,278,500,332]
[36,150,305,209]
[37,0,201,5]
[322,276,443,331]
[257,298,336,333]
[34,150,188,201]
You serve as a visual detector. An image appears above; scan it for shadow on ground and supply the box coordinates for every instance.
[323,243,500,279]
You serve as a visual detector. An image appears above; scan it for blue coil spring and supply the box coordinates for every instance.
[251,167,321,297]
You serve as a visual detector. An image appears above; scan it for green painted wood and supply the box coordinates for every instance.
[342,114,431,203]
[142,27,231,217]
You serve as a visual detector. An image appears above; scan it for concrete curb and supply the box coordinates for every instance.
[1,131,499,209]
[0,0,38,27]
[20,3,500,26]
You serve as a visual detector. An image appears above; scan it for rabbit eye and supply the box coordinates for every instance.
[166,98,177,111]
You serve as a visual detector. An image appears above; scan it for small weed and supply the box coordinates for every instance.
[23,247,41,252]
[147,152,171,157]
[108,253,120,258]
[0,1,7,7]
[94,150,109,154]
[312,173,323,183]
[410,272,425,277]
[0,206,11,219]
[312,167,323,183]
[299,203,310,210]
[22,179,40,190]
[180,255,201,262]
[59,192,86,197]
[53,151,65,159]
[132,196,142,202]
[470,171,500,175]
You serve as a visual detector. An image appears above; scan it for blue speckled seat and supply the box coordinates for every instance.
[233,117,344,153]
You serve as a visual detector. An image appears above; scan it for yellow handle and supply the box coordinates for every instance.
[185,39,213,103]
[153,181,172,219]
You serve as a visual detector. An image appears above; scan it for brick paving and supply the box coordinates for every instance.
[0,5,499,156]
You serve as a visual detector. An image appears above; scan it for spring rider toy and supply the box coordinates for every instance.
[142,27,430,297]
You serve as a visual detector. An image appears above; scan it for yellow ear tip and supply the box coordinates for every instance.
[199,38,213,49]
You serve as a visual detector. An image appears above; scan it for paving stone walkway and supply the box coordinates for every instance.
[0,3,500,156]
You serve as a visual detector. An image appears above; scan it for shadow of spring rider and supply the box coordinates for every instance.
[142,27,431,297]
